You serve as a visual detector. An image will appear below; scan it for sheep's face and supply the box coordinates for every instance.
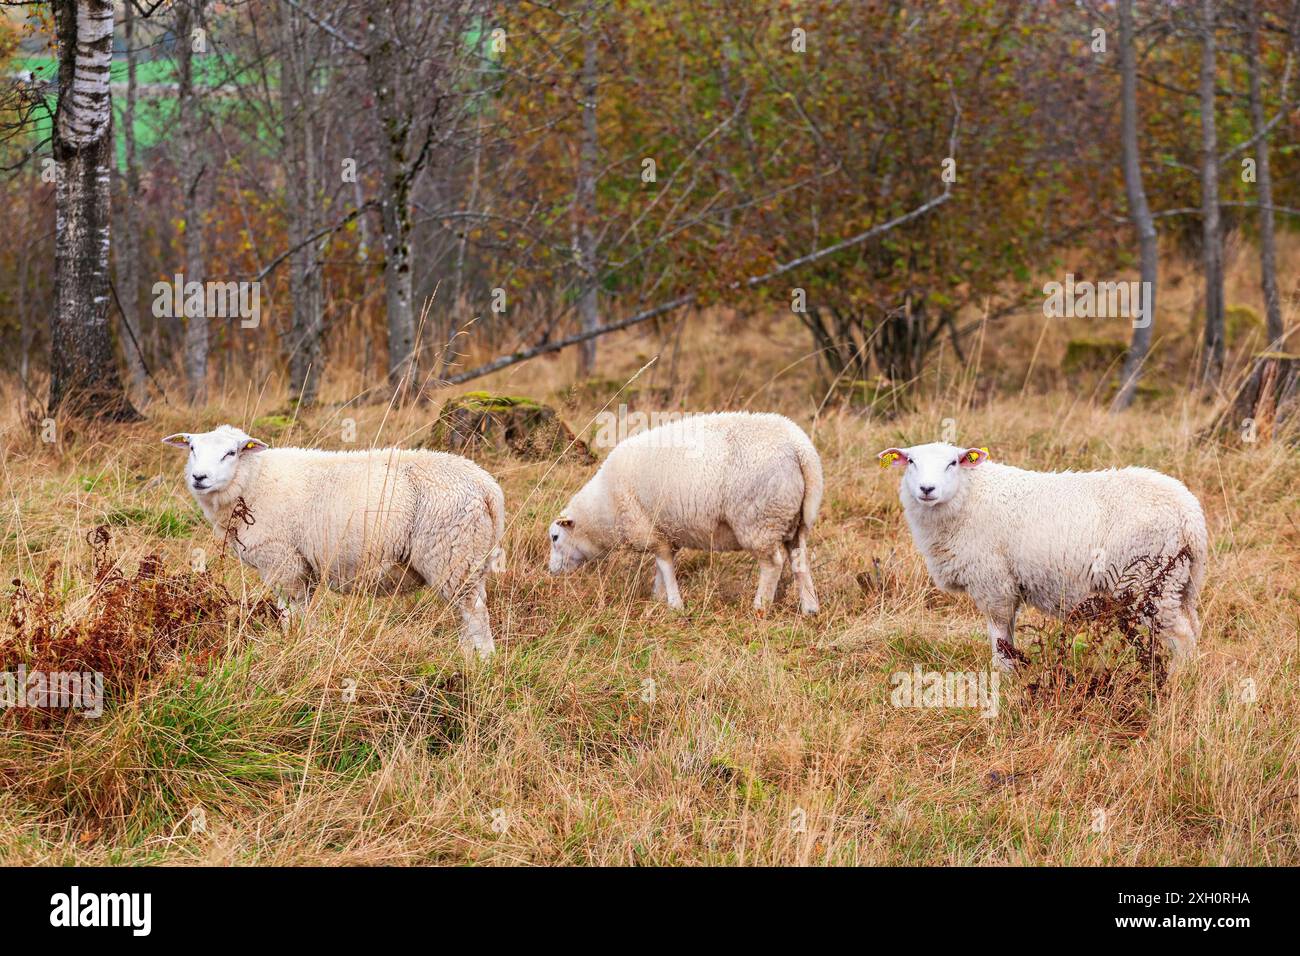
[878,442,988,508]
[547,516,599,573]
[162,426,268,496]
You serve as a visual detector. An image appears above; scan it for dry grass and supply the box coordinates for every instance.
[1,242,1298,866]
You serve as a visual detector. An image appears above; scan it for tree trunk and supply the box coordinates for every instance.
[1199,0,1225,388]
[1212,352,1300,443]
[441,88,483,380]
[48,0,140,421]
[574,8,600,379]
[367,27,418,401]
[18,224,34,402]
[1247,0,1284,349]
[178,1,209,404]
[280,1,324,405]
[115,0,147,405]
[1112,0,1159,412]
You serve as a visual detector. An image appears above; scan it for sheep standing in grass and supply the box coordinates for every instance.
[878,442,1207,672]
[548,412,823,614]
[163,425,505,655]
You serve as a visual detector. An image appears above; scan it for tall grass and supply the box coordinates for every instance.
[0,240,1297,865]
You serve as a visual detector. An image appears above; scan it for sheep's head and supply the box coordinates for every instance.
[162,425,268,496]
[547,514,601,573]
[878,442,988,508]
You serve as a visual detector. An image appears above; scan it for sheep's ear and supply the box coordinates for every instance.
[161,433,190,449]
[960,447,990,467]
[556,516,574,529]
[877,448,908,469]
[239,437,269,454]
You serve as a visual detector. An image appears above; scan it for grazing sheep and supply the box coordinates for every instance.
[548,412,823,613]
[878,442,1207,672]
[163,425,505,655]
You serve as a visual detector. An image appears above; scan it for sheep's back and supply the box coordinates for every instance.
[960,464,1206,612]
[250,448,500,576]
[602,412,812,548]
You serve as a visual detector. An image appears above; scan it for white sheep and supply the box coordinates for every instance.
[163,425,505,655]
[548,412,823,613]
[878,442,1207,671]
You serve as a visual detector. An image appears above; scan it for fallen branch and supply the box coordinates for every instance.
[443,188,955,386]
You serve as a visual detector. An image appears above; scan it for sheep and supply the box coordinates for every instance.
[878,442,1207,672]
[162,425,505,655]
[548,411,823,614]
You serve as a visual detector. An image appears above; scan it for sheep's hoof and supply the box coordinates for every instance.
[461,641,495,660]
[993,655,1017,674]
[753,606,769,619]
[800,601,820,616]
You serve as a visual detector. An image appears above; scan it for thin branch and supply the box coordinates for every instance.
[249,201,377,283]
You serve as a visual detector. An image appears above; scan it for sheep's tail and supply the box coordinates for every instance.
[485,481,507,574]
[794,440,824,539]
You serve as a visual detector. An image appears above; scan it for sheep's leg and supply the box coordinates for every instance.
[457,580,495,658]
[651,563,665,600]
[986,605,1019,672]
[653,547,684,610]
[753,546,785,613]
[786,531,819,615]
[1159,608,1198,672]
[254,548,314,625]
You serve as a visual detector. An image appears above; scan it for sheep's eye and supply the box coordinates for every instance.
[222,450,235,460]
[948,460,957,468]
[550,532,559,542]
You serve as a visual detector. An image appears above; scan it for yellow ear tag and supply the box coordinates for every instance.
[244,441,258,450]
[880,452,900,469]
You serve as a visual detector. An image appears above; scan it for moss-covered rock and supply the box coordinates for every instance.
[1063,338,1127,375]
[426,392,594,462]
[1225,305,1263,344]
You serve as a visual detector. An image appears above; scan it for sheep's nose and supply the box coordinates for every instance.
[192,473,208,482]
[919,485,936,495]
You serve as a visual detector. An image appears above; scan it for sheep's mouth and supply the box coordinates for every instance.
[191,481,209,491]
[916,493,939,503]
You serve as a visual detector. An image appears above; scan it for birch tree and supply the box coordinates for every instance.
[114,0,147,405]
[365,15,420,400]
[176,0,209,403]
[573,0,601,378]
[1199,0,1225,388]
[48,0,139,420]
[355,1,478,401]
[1245,0,1290,349]
[1113,0,1159,412]
[278,0,326,404]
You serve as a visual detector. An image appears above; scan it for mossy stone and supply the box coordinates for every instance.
[427,393,593,462]
[1063,338,1126,375]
